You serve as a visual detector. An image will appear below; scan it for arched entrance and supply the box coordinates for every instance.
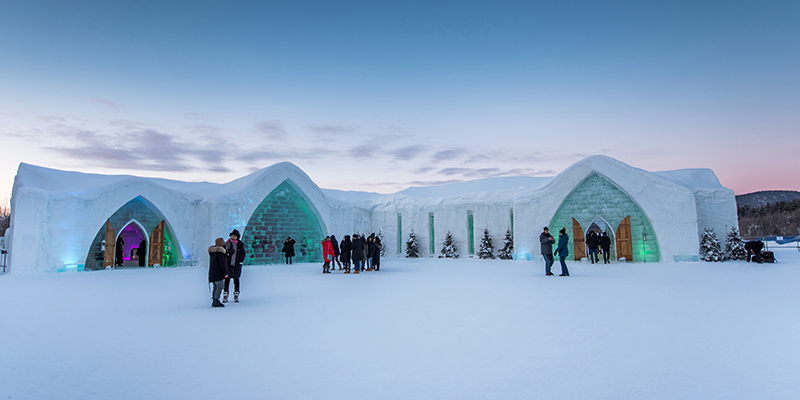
[84,196,180,270]
[550,173,660,263]
[115,220,149,267]
[242,180,327,265]
[572,216,616,261]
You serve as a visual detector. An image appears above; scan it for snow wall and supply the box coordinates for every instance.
[5,156,738,273]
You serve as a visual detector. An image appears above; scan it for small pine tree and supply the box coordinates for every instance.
[377,230,386,257]
[477,228,495,259]
[405,231,419,258]
[498,229,514,260]
[724,226,746,261]
[700,228,723,262]
[439,231,459,259]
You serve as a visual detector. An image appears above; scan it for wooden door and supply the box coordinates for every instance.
[616,215,633,261]
[572,218,585,261]
[148,220,165,266]
[103,220,115,269]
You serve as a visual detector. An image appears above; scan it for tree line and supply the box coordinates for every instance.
[738,199,800,237]
[0,205,9,237]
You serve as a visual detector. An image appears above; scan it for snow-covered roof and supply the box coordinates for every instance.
[16,156,730,208]
[14,161,323,199]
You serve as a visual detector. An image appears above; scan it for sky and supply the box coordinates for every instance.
[1,0,798,206]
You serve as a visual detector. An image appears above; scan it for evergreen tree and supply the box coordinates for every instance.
[439,231,459,259]
[724,226,747,261]
[405,231,419,258]
[498,229,514,260]
[477,228,495,259]
[700,228,723,262]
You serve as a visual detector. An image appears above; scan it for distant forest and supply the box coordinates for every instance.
[0,205,9,237]
[738,199,800,237]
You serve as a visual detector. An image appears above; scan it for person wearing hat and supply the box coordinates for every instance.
[208,237,228,308]
[553,227,570,276]
[540,227,555,276]
[223,229,246,302]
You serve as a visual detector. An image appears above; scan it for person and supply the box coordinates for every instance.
[340,235,352,273]
[586,231,599,264]
[330,235,343,270]
[372,236,382,271]
[540,227,556,276]
[224,229,246,303]
[366,236,375,271]
[208,237,228,308]
[361,235,369,271]
[745,240,764,263]
[351,234,364,274]
[115,236,125,266]
[137,239,147,267]
[599,232,612,264]
[321,236,334,273]
[281,237,296,265]
[553,228,570,276]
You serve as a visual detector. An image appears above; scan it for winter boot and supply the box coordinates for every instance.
[222,291,228,303]
[234,291,239,302]
[354,269,359,274]
[212,299,225,308]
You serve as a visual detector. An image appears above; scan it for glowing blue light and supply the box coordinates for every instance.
[57,264,85,273]
[513,252,532,261]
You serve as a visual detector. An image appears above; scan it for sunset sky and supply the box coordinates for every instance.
[1,0,798,205]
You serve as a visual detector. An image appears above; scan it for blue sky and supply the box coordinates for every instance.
[1,0,798,202]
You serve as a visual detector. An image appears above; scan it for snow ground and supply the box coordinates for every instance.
[2,250,799,400]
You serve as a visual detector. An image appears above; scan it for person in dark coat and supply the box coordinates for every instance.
[586,231,599,264]
[554,228,570,276]
[224,229,246,303]
[115,236,125,266]
[372,236,382,271]
[281,237,296,265]
[361,235,369,271]
[137,239,147,267]
[366,236,376,271]
[340,235,352,273]
[350,234,364,274]
[540,227,555,276]
[599,232,612,264]
[330,235,343,270]
[745,240,764,263]
[208,237,229,308]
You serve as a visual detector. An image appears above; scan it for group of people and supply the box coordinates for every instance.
[539,227,614,276]
[207,231,384,307]
[207,229,246,308]
[321,233,382,274]
[585,231,612,264]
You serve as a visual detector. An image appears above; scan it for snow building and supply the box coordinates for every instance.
[4,155,737,273]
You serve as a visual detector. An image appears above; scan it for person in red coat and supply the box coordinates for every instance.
[321,236,334,274]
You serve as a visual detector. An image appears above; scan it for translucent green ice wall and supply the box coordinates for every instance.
[84,196,178,270]
[243,180,325,265]
[549,174,660,262]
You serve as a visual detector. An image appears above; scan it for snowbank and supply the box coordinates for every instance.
[1,251,798,399]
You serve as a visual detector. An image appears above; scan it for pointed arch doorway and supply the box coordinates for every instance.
[115,220,149,268]
[86,196,180,270]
